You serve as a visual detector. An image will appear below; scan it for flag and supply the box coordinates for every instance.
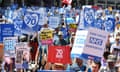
[62,0,72,5]
[48,45,71,64]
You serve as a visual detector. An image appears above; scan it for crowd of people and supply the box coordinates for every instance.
[0,3,120,72]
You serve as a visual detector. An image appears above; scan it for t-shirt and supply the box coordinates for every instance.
[110,43,120,53]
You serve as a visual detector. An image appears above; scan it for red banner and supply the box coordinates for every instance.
[48,45,71,64]
[62,0,72,5]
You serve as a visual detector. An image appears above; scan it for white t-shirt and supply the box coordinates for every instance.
[110,43,120,53]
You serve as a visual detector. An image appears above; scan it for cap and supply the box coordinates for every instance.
[58,31,63,35]
[107,54,116,62]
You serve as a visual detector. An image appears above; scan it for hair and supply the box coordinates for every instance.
[94,60,101,69]
[103,51,110,60]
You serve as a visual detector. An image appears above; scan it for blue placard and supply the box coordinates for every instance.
[104,17,115,33]
[13,18,23,35]
[22,11,40,33]
[65,17,75,25]
[1,24,14,42]
[94,18,104,30]
[84,8,95,29]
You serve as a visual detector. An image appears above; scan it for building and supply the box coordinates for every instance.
[0,0,120,9]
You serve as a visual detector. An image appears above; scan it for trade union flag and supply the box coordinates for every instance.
[62,0,72,5]
[48,45,71,64]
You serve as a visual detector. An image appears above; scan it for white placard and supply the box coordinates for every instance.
[82,27,109,60]
[49,16,60,28]
[71,30,88,58]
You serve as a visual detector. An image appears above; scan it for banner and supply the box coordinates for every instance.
[15,42,30,69]
[83,7,95,29]
[39,29,53,45]
[3,37,18,57]
[48,16,60,28]
[0,24,14,43]
[71,30,88,58]
[82,27,109,60]
[48,45,71,64]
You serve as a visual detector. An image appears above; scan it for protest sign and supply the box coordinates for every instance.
[13,18,23,35]
[48,45,71,64]
[15,42,30,69]
[48,16,60,28]
[83,7,95,29]
[94,18,104,30]
[71,30,88,58]
[3,37,18,57]
[104,16,115,33]
[65,17,75,25]
[23,11,39,33]
[82,27,109,60]
[69,23,77,32]
[38,8,47,25]
[39,29,53,45]
[0,24,14,43]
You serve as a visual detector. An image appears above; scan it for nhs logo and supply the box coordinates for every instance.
[89,37,103,46]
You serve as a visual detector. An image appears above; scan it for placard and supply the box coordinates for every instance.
[0,24,14,42]
[71,30,88,58]
[3,37,18,57]
[39,29,53,45]
[15,42,30,69]
[82,27,109,60]
[48,16,60,28]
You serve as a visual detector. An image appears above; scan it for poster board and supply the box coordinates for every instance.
[82,27,109,60]
[39,29,53,45]
[15,42,30,69]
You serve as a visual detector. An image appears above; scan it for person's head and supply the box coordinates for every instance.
[107,54,116,68]
[116,66,120,72]
[103,51,110,60]
[76,58,83,67]
[58,31,63,39]
[91,60,101,72]
[52,63,65,70]
[43,23,48,28]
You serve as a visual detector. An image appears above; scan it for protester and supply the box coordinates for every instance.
[90,60,101,72]
[70,58,87,72]
[116,66,120,72]
[1,2,120,72]
[110,35,120,54]
[36,23,54,70]
[100,54,116,72]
